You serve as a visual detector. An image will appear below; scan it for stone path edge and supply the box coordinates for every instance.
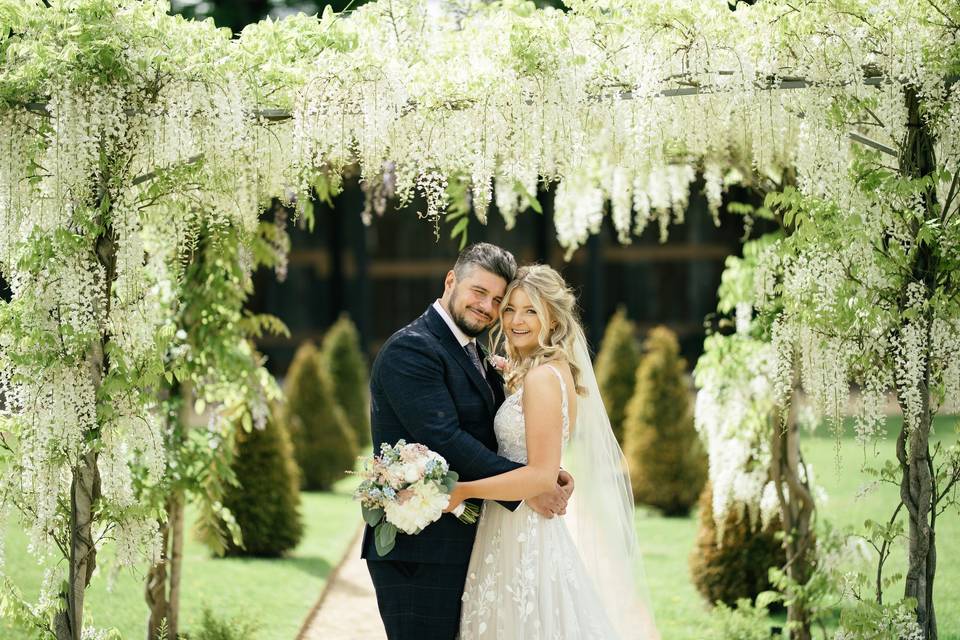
[295,524,365,640]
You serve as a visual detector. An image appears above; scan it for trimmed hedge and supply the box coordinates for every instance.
[222,406,304,557]
[689,482,787,608]
[595,306,641,447]
[624,326,706,515]
[320,315,371,448]
[284,341,358,491]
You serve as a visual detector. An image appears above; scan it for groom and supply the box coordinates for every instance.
[363,243,573,639]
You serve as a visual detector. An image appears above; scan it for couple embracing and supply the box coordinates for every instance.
[362,243,657,640]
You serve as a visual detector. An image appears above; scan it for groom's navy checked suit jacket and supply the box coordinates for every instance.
[361,305,522,565]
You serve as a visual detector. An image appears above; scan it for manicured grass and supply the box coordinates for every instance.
[3,417,957,639]
[1,479,362,640]
[635,506,712,639]
[636,414,960,640]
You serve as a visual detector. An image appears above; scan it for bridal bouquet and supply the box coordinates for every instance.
[354,440,480,555]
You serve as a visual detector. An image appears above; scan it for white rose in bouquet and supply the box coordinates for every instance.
[402,463,421,484]
[383,480,451,534]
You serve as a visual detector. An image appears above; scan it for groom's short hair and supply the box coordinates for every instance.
[454,243,517,284]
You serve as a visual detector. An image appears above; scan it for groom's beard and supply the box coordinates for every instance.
[447,293,492,337]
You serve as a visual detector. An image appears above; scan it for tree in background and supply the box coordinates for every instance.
[693,231,822,639]
[321,314,371,448]
[220,405,304,557]
[624,326,706,515]
[143,216,290,639]
[594,307,640,447]
[284,341,358,490]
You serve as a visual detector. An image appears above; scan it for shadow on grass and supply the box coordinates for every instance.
[205,553,334,579]
[281,555,334,579]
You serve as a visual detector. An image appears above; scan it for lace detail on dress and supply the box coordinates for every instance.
[460,364,620,639]
[494,364,570,465]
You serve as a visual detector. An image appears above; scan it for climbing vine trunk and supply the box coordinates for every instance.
[146,383,191,640]
[770,393,815,640]
[145,513,170,640]
[146,491,185,640]
[896,360,936,640]
[54,227,115,640]
[57,445,102,640]
[167,491,185,636]
[895,84,939,640]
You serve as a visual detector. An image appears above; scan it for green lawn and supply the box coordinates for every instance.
[637,414,960,640]
[3,417,958,640]
[1,480,362,640]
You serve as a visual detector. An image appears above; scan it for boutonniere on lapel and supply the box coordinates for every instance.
[486,354,512,374]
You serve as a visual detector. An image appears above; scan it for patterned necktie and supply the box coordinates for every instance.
[465,342,493,399]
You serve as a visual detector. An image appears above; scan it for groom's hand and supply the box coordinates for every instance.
[557,469,574,500]
[527,471,574,519]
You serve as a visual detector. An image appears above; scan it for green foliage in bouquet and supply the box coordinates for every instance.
[594,306,640,447]
[221,406,304,557]
[321,314,371,448]
[690,482,786,608]
[285,341,358,490]
[624,326,706,515]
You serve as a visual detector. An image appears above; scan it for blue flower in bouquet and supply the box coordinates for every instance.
[352,440,480,556]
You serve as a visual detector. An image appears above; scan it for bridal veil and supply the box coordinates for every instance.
[564,328,659,640]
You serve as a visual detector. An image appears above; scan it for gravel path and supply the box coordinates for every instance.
[298,528,387,640]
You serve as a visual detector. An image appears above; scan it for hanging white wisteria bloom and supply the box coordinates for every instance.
[0,0,957,636]
[695,332,782,534]
[0,0,293,623]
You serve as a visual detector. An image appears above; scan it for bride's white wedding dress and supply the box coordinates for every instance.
[458,365,620,639]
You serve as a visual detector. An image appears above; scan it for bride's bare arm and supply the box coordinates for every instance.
[446,365,564,506]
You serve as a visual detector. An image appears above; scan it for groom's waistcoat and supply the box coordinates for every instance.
[361,305,522,565]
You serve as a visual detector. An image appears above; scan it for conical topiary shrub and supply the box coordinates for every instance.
[689,482,787,608]
[623,325,706,515]
[222,406,304,556]
[320,314,371,448]
[594,307,641,447]
[284,340,358,490]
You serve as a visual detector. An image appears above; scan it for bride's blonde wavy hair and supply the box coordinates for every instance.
[491,264,587,396]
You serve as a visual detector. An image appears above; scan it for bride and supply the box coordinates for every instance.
[445,265,658,640]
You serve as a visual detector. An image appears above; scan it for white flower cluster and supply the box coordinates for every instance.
[355,440,471,546]
[833,606,924,640]
[0,0,292,607]
[797,326,853,434]
[383,480,451,534]
[854,365,891,442]
[694,334,780,535]
[1,0,957,625]
[893,283,930,434]
[931,316,960,414]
